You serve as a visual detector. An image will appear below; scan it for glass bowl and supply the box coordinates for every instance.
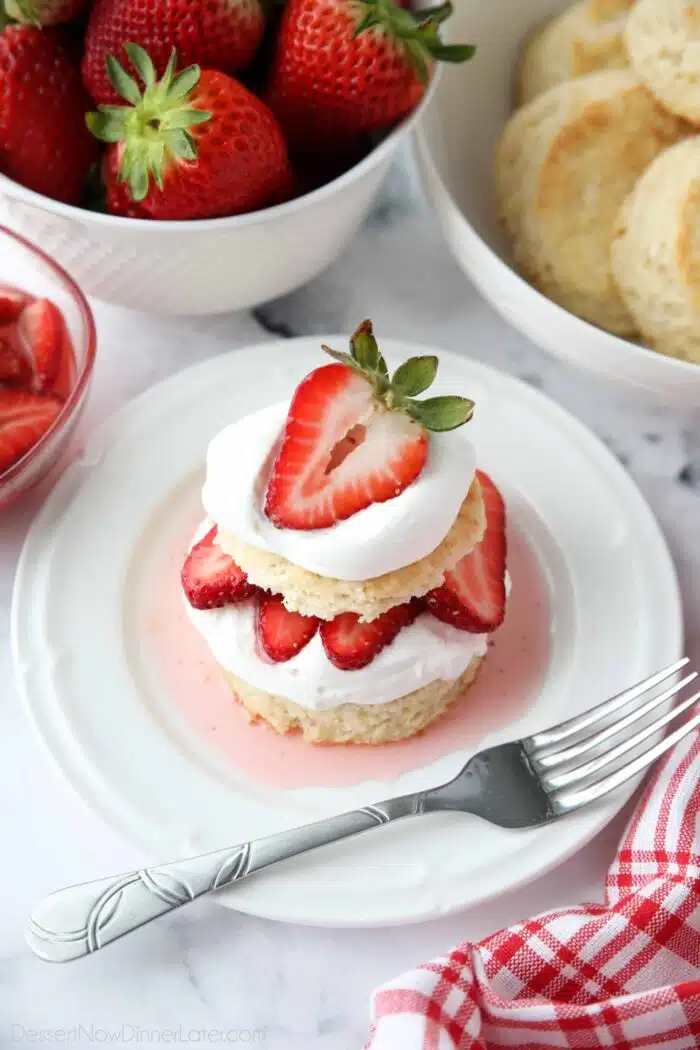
[0,226,96,507]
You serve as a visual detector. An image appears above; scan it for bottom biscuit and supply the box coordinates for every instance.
[221,654,485,746]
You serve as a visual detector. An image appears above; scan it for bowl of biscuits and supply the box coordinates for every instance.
[414,0,700,408]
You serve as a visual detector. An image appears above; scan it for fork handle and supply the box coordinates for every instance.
[27,796,419,962]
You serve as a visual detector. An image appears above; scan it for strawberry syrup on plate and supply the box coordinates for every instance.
[143,520,551,790]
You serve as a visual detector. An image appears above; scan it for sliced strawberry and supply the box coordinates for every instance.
[256,593,319,662]
[50,333,76,400]
[0,334,30,385]
[17,298,63,394]
[320,600,421,671]
[0,286,27,325]
[425,471,507,633]
[0,388,62,473]
[264,363,427,530]
[181,526,258,610]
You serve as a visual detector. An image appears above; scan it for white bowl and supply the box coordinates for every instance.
[0,100,429,317]
[413,0,700,410]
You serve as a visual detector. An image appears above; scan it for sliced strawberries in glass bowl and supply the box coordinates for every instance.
[0,227,96,507]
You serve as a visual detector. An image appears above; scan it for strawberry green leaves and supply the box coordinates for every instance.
[86,43,212,202]
[323,321,474,434]
[407,395,473,432]
[351,0,475,85]
[5,0,41,27]
[391,355,438,396]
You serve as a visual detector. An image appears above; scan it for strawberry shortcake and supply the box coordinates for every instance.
[181,322,508,745]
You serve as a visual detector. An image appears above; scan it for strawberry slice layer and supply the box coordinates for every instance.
[425,470,507,633]
[0,388,62,473]
[0,286,27,325]
[17,298,63,394]
[264,363,427,531]
[0,334,30,385]
[320,600,421,671]
[182,526,258,610]
[256,593,320,662]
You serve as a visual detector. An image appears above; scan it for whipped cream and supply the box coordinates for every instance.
[201,402,476,582]
[185,597,488,710]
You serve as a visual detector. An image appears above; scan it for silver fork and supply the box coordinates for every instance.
[27,658,698,963]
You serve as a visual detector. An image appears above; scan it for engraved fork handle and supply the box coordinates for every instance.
[27,795,421,962]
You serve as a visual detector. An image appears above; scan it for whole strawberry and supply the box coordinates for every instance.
[4,0,86,26]
[266,0,474,158]
[0,25,98,204]
[87,44,292,221]
[83,0,264,105]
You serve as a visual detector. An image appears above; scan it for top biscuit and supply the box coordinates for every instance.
[626,0,700,125]
[517,0,631,106]
[496,70,687,335]
[217,478,486,622]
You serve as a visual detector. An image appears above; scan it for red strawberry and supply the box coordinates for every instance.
[182,526,258,609]
[88,45,292,221]
[0,286,27,324]
[0,388,62,472]
[83,0,264,106]
[5,0,86,26]
[0,26,98,205]
[17,298,63,393]
[266,0,474,159]
[0,334,30,385]
[256,594,319,663]
[425,471,507,633]
[264,321,474,530]
[50,334,76,400]
[321,600,420,670]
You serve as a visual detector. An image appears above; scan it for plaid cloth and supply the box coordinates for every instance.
[367,731,700,1050]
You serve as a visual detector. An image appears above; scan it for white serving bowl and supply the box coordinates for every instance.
[414,0,700,409]
[0,93,432,317]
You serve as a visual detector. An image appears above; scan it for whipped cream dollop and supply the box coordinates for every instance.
[201,402,476,581]
[185,598,488,710]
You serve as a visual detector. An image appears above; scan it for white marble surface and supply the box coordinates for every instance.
[1,152,698,1048]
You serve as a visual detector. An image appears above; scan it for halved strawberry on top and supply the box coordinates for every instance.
[264,320,475,531]
[182,526,258,610]
[425,470,507,634]
[321,600,422,670]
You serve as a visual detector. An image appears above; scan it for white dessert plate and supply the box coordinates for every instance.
[12,338,682,927]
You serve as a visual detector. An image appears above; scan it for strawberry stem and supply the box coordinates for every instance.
[324,321,474,432]
[350,0,475,84]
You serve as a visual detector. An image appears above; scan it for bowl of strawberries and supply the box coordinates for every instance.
[0,227,96,506]
[0,0,473,316]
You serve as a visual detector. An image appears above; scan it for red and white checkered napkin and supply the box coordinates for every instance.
[367,731,700,1050]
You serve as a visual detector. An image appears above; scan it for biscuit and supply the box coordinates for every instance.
[517,0,630,106]
[625,0,700,125]
[589,0,636,18]
[611,137,700,364]
[222,654,485,745]
[496,70,686,335]
[217,478,486,621]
